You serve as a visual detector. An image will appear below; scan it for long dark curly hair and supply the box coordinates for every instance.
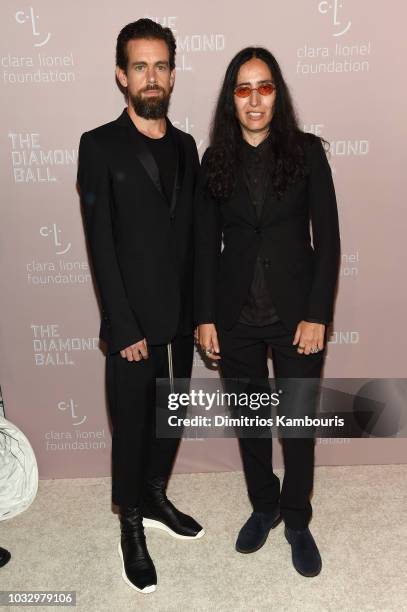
[206,46,308,202]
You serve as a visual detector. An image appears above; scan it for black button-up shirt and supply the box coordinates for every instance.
[238,136,280,327]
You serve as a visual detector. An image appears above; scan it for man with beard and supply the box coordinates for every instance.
[77,19,204,594]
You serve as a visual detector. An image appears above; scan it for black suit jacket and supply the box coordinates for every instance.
[194,134,340,332]
[77,109,199,354]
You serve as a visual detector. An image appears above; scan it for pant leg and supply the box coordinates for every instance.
[267,321,325,528]
[106,351,156,507]
[218,323,280,512]
[106,334,193,506]
[144,334,194,482]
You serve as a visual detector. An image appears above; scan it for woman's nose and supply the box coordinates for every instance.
[249,90,260,106]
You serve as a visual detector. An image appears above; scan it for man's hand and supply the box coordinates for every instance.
[120,338,148,362]
[197,323,221,360]
[293,321,325,355]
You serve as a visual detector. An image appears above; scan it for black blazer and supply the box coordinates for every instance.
[77,109,199,354]
[194,134,340,332]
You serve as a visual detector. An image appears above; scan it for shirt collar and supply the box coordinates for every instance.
[240,132,271,157]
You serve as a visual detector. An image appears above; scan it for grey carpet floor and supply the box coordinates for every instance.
[1,465,406,612]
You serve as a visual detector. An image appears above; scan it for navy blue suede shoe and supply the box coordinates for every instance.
[285,526,322,577]
[236,507,281,553]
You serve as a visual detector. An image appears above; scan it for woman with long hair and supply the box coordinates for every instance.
[195,47,340,577]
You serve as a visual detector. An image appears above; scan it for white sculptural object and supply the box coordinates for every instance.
[0,417,38,521]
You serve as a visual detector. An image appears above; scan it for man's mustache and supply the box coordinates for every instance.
[142,84,165,94]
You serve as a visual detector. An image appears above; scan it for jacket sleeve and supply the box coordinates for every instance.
[193,149,222,325]
[77,131,144,353]
[306,136,341,324]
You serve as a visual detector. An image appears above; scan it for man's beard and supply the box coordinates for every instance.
[129,85,171,119]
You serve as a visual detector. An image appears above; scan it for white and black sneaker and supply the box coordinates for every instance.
[141,477,205,540]
[119,507,157,593]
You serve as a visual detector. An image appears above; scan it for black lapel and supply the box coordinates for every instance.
[116,109,165,199]
[166,119,185,215]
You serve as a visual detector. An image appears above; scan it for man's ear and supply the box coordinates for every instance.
[169,68,176,89]
[116,66,128,88]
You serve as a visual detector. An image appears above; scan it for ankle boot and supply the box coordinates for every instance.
[141,477,204,539]
[285,526,322,577]
[236,507,281,553]
[118,506,157,593]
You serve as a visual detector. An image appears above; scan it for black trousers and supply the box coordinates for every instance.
[218,320,325,529]
[106,334,194,507]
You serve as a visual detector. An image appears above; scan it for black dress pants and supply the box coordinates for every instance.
[218,320,325,529]
[106,334,194,507]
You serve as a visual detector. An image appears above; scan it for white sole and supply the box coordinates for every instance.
[117,541,156,594]
[143,518,205,540]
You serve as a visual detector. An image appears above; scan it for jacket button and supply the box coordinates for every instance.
[263,258,271,267]
[255,227,261,234]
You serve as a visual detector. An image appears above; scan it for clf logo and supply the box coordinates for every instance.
[318,0,352,37]
[15,7,51,46]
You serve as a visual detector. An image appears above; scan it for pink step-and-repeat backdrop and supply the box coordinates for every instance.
[1,1,406,477]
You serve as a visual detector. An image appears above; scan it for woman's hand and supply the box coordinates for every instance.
[196,323,221,360]
[293,321,325,355]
